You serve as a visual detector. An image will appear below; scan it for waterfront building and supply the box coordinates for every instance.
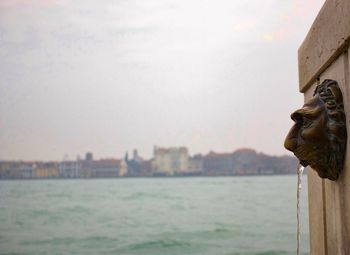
[118,159,128,177]
[203,151,234,175]
[188,154,204,174]
[87,159,127,178]
[0,161,37,179]
[89,159,118,178]
[0,162,12,178]
[132,149,143,162]
[18,162,35,178]
[126,149,152,177]
[139,160,153,176]
[58,161,82,178]
[125,150,142,176]
[33,162,59,178]
[152,146,189,175]
[85,152,93,161]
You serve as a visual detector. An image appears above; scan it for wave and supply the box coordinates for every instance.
[21,236,119,246]
[112,239,194,254]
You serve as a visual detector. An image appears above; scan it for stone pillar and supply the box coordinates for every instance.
[298,1,350,254]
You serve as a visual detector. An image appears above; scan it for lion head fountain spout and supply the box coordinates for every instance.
[284,79,347,181]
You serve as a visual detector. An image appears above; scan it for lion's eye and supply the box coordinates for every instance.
[302,117,312,128]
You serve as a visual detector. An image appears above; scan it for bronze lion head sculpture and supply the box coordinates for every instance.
[284,79,347,180]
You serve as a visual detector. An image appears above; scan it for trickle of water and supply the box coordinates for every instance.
[297,164,305,255]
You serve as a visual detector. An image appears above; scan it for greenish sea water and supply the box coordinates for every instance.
[0,176,308,255]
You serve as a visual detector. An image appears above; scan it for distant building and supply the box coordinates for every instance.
[118,159,128,177]
[126,149,152,177]
[132,149,143,162]
[0,161,12,178]
[58,161,82,178]
[0,161,36,179]
[85,152,93,161]
[18,162,35,178]
[203,152,234,175]
[139,160,153,176]
[188,154,204,174]
[87,159,127,178]
[152,146,189,175]
[33,162,59,178]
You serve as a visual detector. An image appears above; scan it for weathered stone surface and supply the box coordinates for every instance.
[298,0,350,92]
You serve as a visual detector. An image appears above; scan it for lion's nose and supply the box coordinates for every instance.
[284,137,297,152]
[284,126,298,152]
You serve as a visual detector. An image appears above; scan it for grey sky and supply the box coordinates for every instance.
[0,0,325,161]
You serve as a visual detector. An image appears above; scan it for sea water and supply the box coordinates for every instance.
[0,176,309,255]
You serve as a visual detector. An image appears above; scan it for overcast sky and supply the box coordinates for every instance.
[0,0,325,161]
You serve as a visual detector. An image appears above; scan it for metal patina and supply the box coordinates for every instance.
[284,79,347,181]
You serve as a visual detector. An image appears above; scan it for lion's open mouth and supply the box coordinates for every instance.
[299,160,308,167]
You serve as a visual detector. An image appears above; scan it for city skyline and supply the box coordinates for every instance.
[0,146,298,179]
[0,145,294,162]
